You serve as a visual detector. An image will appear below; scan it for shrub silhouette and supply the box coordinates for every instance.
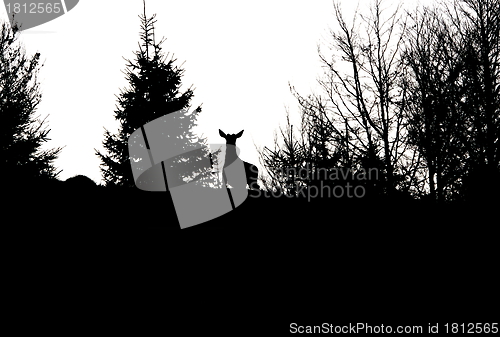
[64,175,97,189]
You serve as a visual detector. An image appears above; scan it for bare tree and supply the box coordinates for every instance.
[259,0,415,198]
[403,5,469,201]
[455,0,500,200]
[310,0,410,194]
[403,0,500,201]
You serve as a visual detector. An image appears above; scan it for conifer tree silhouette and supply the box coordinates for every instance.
[96,1,203,187]
[0,21,62,188]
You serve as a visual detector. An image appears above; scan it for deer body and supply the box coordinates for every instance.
[219,130,259,190]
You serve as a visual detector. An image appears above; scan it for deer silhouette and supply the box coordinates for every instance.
[219,129,259,190]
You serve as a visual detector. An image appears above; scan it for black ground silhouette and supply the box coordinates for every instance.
[7,177,497,232]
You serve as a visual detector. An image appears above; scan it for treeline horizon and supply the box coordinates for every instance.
[2,0,499,206]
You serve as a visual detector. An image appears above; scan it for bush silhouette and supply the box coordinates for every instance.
[64,175,97,190]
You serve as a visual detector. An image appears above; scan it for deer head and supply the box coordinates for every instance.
[219,129,243,145]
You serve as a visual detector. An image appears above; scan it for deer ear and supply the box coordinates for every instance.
[236,130,244,138]
[219,129,226,138]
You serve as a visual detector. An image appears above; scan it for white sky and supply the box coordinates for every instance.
[2,0,425,184]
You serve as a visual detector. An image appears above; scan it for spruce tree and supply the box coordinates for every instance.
[0,21,62,188]
[96,4,204,188]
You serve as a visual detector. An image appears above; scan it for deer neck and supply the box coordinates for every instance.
[224,144,239,167]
